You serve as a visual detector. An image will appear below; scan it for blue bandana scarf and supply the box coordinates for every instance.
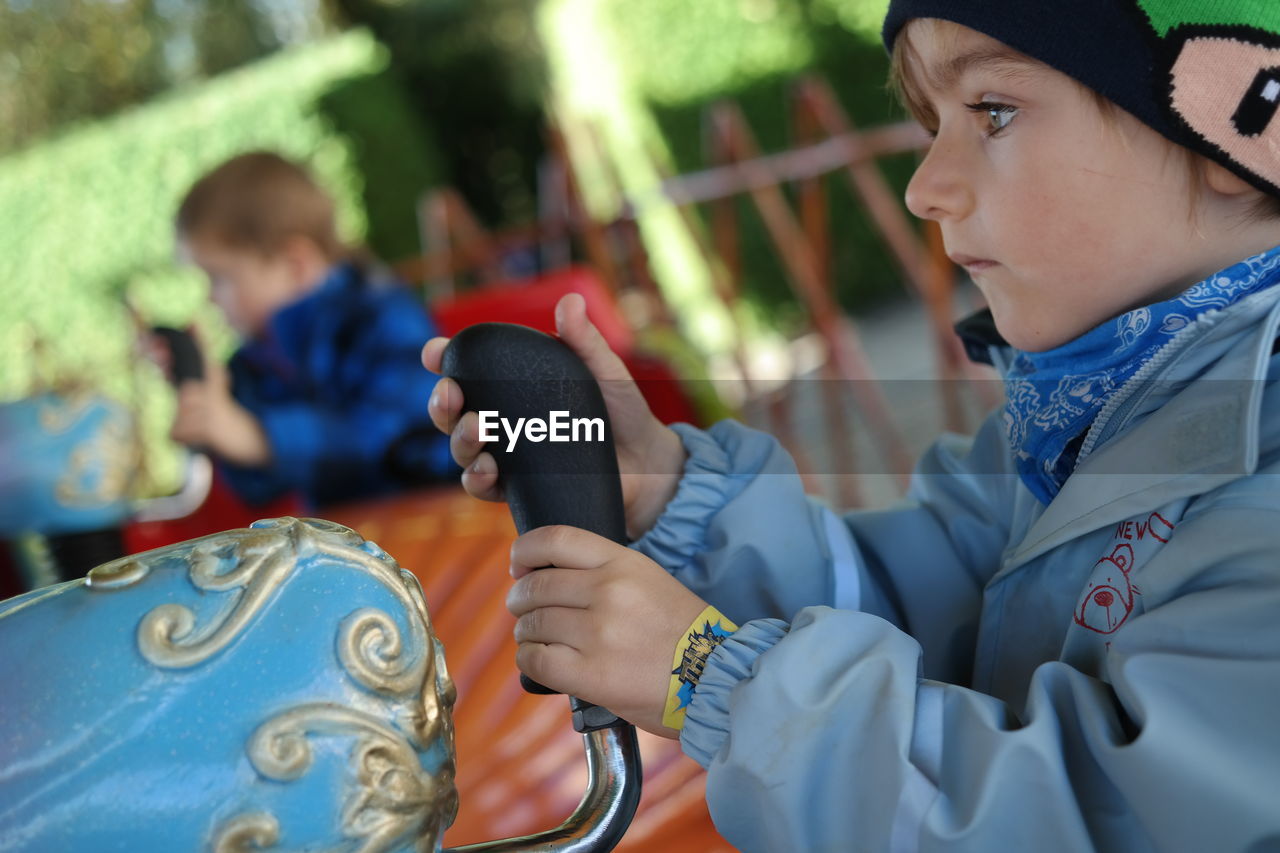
[1003,245,1280,504]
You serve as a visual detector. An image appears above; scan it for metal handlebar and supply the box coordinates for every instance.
[441,322,642,852]
[446,722,641,853]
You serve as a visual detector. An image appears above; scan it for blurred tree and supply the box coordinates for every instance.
[1,0,560,233]
[0,0,333,156]
[331,0,548,228]
[0,0,168,153]
[192,0,283,76]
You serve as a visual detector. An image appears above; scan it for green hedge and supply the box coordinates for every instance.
[0,30,443,493]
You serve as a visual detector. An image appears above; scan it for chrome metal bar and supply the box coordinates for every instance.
[445,722,642,853]
[131,453,212,523]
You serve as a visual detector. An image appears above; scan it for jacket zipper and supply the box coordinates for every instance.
[1076,311,1221,464]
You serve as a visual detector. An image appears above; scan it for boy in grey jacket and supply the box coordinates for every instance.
[426,1,1280,849]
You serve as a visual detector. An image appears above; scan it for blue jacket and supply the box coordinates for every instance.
[224,262,455,508]
[633,283,1280,851]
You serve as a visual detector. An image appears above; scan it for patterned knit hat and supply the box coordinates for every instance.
[882,1,1280,199]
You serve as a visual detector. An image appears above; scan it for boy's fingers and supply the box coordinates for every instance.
[421,336,450,374]
[428,377,463,434]
[512,605,594,649]
[448,409,485,466]
[428,373,503,501]
[459,452,502,501]
[509,525,621,574]
[507,567,594,615]
[144,334,172,374]
[554,293,633,385]
[515,641,584,697]
[189,326,231,391]
[176,381,206,408]
[188,325,212,369]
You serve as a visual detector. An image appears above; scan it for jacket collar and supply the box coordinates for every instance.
[994,285,1280,573]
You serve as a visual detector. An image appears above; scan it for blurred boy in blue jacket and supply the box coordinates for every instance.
[171,151,454,508]
[427,1,1280,850]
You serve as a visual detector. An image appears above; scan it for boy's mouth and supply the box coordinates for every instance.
[949,253,998,272]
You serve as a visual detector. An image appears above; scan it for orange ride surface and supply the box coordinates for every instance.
[325,486,733,852]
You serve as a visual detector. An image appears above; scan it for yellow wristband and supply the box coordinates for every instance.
[662,605,738,731]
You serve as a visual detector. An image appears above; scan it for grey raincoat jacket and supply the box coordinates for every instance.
[632,282,1280,852]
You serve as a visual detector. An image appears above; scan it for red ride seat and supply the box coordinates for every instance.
[433,266,634,352]
[432,267,700,426]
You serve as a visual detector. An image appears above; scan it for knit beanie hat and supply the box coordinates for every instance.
[882,1,1280,199]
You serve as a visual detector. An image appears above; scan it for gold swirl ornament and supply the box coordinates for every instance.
[84,517,458,852]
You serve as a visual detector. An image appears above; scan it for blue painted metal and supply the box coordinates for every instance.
[0,393,135,537]
[0,517,457,852]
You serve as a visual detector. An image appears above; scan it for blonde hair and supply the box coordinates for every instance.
[176,151,346,260]
[887,19,1280,222]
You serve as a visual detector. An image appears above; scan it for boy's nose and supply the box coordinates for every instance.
[904,141,975,222]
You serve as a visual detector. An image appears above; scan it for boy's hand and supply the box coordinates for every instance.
[171,384,271,467]
[169,343,271,468]
[422,292,687,540]
[506,525,709,739]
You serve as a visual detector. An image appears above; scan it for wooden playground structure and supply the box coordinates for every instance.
[396,73,997,512]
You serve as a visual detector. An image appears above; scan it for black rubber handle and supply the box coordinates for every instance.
[441,323,627,542]
[442,323,627,716]
[151,326,204,385]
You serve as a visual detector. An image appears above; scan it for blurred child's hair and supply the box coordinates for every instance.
[176,151,346,260]
[886,18,1280,223]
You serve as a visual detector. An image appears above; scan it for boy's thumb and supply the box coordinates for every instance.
[554,292,630,384]
[553,291,583,336]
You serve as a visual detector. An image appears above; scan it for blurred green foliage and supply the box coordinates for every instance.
[334,0,548,228]
[318,67,446,262]
[603,0,914,328]
[0,29,442,493]
[607,0,817,107]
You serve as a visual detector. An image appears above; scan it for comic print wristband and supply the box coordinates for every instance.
[662,605,738,731]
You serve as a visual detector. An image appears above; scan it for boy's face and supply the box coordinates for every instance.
[179,235,301,340]
[900,20,1224,352]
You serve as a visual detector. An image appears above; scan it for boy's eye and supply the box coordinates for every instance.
[964,101,1019,135]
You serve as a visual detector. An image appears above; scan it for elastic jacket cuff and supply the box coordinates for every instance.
[680,617,790,768]
[631,421,772,573]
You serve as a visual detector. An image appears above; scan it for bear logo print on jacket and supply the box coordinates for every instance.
[1073,512,1175,634]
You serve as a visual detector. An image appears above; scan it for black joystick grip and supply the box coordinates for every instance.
[441,323,627,543]
[442,323,627,712]
[152,326,204,386]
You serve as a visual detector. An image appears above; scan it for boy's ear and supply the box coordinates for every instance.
[279,234,329,289]
[1203,157,1257,198]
